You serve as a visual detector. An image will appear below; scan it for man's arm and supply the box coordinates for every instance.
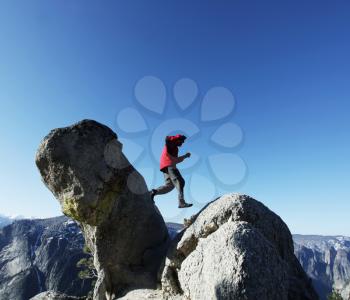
[165,135,190,164]
[170,153,191,164]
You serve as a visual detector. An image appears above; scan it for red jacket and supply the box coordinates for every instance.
[160,135,185,172]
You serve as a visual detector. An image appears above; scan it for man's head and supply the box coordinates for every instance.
[175,134,186,146]
[166,134,187,146]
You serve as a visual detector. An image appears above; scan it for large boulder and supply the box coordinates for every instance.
[160,193,319,300]
[35,120,169,299]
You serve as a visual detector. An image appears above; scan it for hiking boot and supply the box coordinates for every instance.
[150,189,157,203]
[178,202,193,208]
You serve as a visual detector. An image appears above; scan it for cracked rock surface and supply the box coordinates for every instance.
[35,119,169,299]
[160,193,318,300]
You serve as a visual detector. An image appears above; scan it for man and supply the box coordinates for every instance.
[150,134,193,208]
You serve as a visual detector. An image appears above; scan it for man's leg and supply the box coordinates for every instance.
[167,166,186,206]
[152,170,175,196]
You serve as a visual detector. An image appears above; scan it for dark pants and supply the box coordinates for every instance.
[154,166,185,205]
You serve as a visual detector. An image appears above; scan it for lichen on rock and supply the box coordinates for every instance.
[62,196,83,222]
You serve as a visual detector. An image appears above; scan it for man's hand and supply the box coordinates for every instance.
[185,152,191,158]
[173,152,191,164]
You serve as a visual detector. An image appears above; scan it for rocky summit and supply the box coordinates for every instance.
[35,119,318,300]
[35,119,169,299]
[158,193,318,300]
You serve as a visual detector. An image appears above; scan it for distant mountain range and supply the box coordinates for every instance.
[0,216,92,300]
[0,216,349,300]
[0,214,26,228]
[294,234,350,300]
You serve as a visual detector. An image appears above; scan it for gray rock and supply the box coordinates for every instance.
[30,290,85,300]
[117,289,164,300]
[160,193,318,300]
[35,120,169,299]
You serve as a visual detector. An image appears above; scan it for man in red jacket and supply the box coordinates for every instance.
[150,134,193,208]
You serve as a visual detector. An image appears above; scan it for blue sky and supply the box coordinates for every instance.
[0,0,349,235]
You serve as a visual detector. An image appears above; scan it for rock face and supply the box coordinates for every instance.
[35,120,169,299]
[294,235,350,300]
[30,290,85,300]
[160,194,318,300]
[0,216,91,300]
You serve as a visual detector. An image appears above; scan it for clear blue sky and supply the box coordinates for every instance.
[0,0,349,235]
